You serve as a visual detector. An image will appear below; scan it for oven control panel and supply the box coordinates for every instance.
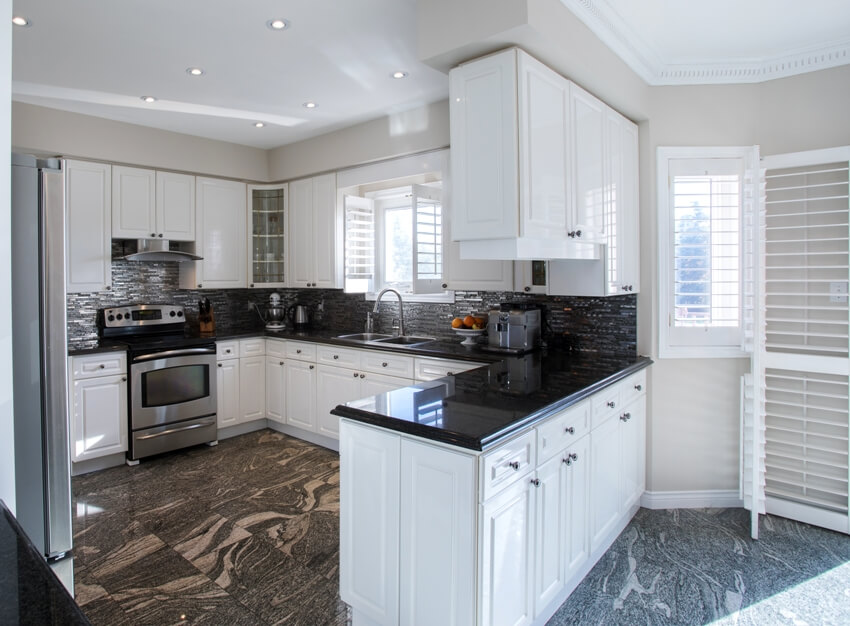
[100,304,185,329]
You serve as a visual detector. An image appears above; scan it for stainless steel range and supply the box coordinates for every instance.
[98,304,218,463]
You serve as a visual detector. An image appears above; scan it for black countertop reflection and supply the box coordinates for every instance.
[0,502,90,625]
[332,351,652,451]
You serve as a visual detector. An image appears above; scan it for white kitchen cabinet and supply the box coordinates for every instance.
[248,184,287,288]
[570,84,606,243]
[156,171,195,241]
[533,453,567,616]
[64,159,112,293]
[289,173,339,288]
[265,355,286,424]
[68,353,127,462]
[399,439,476,626]
[444,240,515,291]
[112,167,195,241]
[216,354,240,429]
[286,358,317,431]
[480,475,535,626]
[239,355,266,422]
[449,48,597,260]
[620,398,646,513]
[179,177,246,289]
[589,413,620,553]
[564,434,591,582]
[340,421,401,626]
[316,364,362,439]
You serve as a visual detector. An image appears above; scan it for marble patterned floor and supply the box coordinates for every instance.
[72,429,850,625]
[71,430,347,625]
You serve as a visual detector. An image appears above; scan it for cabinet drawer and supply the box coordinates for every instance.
[361,351,415,379]
[239,338,265,357]
[216,341,239,359]
[481,429,536,501]
[286,341,317,361]
[266,338,286,359]
[591,385,621,430]
[414,357,485,382]
[620,369,647,407]
[536,400,590,463]
[317,345,361,369]
[71,352,127,379]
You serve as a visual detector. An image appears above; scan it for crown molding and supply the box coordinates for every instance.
[561,0,850,85]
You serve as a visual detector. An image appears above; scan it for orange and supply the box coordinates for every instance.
[463,315,475,328]
[451,317,464,329]
[474,316,486,326]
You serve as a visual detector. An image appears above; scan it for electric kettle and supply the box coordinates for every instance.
[290,304,310,330]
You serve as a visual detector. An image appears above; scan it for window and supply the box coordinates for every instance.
[658,147,754,358]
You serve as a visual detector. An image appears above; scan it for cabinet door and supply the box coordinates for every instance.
[156,171,195,241]
[480,477,534,626]
[620,398,646,513]
[216,358,240,429]
[312,173,338,288]
[445,240,514,291]
[533,455,566,617]
[340,421,400,626]
[248,184,287,288]
[564,434,591,582]
[112,165,155,239]
[604,109,623,295]
[285,359,317,431]
[589,415,621,552]
[316,364,361,439]
[194,177,247,288]
[239,356,266,423]
[288,177,313,288]
[70,374,127,462]
[400,440,476,626]
[65,160,112,293]
[265,356,286,424]
[570,84,606,243]
[618,119,640,294]
[449,49,519,241]
[517,53,570,240]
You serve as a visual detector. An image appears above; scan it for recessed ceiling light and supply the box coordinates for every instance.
[186,67,205,77]
[391,71,408,79]
[266,18,289,31]
[254,122,265,128]
[303,101,317,109]
[140,96,157,103]
[12,16,31,27]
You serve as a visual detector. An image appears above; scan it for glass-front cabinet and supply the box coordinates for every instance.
[248,184,288,287]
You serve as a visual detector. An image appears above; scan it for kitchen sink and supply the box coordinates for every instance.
[372,335,436,346]
[335,332,394,342]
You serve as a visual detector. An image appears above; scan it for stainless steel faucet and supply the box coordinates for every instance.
[373,287,404,336]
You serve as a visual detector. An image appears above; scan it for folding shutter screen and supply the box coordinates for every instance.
[411,184,444,293]
[344,194,375,293]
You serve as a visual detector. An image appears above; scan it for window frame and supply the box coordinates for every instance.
[657,146,750,359]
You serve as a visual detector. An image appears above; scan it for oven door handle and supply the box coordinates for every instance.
[135,418,217,441]
[133,347,216,362]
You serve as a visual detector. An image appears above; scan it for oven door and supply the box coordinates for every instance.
[130,347,217,430]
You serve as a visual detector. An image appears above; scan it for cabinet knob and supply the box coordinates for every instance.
[333,355,339,360]
[607,401,615,408]
[530,478,540,487]
[99,364,105,369]
[225,349,231,354]
[359,374,365,379]
[197,284,202,288]
[508,461,520,471]
[382,362,388,367]
[575,229,582,238]
[151,232,156,237]
[441,283,448,289]
[249,283,254,288]
[296,349,302,354]
[447,372,453,376]
[309,365,315,370]
[217,363,222,368]
[105,285,111,290]
[353,372,358,377]
[565,426,575,434]
[568,230,583,239]
[158,233,163,238]
[121,376,127,382]
[280,361,284,365]
[635,384,642,391]
[620,412,631,422]
[524,286,530,292]
[563,452,578,466]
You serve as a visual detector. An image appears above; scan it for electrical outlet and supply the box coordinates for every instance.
[829,282,848,304]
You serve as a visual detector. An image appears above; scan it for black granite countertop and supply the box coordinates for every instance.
[332,351,652,451]
[0,501,90,625]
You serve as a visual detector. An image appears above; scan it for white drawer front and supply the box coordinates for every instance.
[481,429,536,501]
[71,352,127,379]
[591,385,621,430]
[317,345,362,369]
[286,341,317,361]
[620,369,647,407]
[414,357,485,382]
[536,400,590,463]
[239,338,265,357]
[266,339,286,358]
[216,341,239,359]
[361,351,415,378]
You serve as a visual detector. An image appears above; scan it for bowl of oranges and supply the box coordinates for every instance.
[451,314,487,345]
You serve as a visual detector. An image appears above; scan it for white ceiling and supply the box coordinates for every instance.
[12,1,850,150]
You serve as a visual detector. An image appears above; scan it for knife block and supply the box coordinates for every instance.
[199,307,215,334]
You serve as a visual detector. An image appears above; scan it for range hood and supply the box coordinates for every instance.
[122,239,202,262]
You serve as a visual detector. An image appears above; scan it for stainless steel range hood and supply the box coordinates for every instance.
[123,239,203,262]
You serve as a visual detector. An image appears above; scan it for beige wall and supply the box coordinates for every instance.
[12,102,269,181]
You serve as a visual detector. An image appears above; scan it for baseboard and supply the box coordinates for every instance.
[217,419,268,440]
[267,421,339,452]
[71,452,126,476]
[640,489,743,509]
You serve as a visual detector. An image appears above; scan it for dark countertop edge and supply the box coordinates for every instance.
[67,344,128,357]
[332,357,653,451]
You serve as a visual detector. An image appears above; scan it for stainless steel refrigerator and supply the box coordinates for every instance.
[10,154,74,589]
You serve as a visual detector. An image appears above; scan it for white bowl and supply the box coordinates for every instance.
[453,327,486,345]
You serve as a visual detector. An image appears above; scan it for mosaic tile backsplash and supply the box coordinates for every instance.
[67,249,637,357]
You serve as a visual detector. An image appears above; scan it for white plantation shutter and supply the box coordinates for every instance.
[411,184,444,293]
[344,194,375,293]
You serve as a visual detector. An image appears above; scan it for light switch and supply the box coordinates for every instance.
[829,281,848,303]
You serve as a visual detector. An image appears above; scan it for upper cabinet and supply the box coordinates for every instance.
[289,173,340,289]
[571,85,607,243]
[65,159,112,293]
[179,177,247,289]
[112,166,195,241]
[248,184,288,288]
[449,48,599,260]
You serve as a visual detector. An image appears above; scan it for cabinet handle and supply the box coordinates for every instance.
[441,283,448,289]
[530,478,540,487]
[524,286,530,292]
[635,384,642,391]
[225,349,231,354]
[607,401,615,408]
[447,371,453,376]
[121,376,127,382]
[217,363,222,368]
[333,355,339,360]
[382,362,388,367]
[353,372,358,377]
[568,230,583,238]
[563,452,578,466]
[565,426,575,434]
[249,283,254,288]
[296,349,302,354]
[309,365,314,370]
[508,461,520,470]
[197,284,202,288]
[280,361,284,365]
[158,233,163,238]
[105,285,111,290]
[359,374,365,379]
[99,364,105,369]
[620,412,631,422]
[151,232,156,237]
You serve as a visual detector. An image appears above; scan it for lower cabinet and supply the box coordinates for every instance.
[68,353,128,462]
[589,414,621,552]
[286,358,317,431]
[216,356,240,429]
[265,356,286,424]
[316,365,361,438]
[240,355,266,422]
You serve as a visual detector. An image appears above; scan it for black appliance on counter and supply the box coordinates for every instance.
[98,304,218,463]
